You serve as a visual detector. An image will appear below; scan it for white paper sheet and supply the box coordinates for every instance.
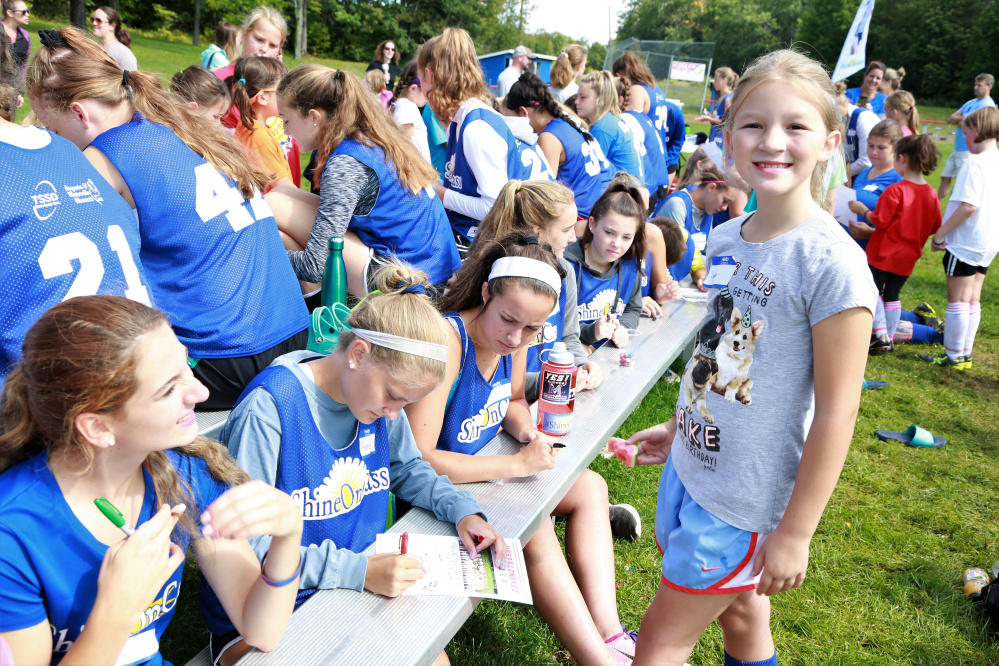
[833,186,858,227]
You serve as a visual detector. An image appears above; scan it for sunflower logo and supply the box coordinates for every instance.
[316,457,369,515]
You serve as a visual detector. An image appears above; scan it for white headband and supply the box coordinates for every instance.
[350,328,449,363]
[487,256,561,295]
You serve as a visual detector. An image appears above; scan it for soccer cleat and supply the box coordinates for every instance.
[917,352,965,369]
[913,301,938,320]
[869,333,894,353]
[609,503,642,540]
[958,355,973,371]
[605,626,638,665]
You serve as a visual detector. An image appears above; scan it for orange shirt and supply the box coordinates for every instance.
[234,118,293,188]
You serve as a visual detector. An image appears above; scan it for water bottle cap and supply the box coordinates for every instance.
[546,341,573,366]
[329,237,344,250]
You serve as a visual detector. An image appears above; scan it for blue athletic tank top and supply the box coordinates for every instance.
[542,116,614,218]
[640,83,671,149]
[332,138,461,285]
[438,314,513,454]
[845,108,863,163]
[571,253,639,346]
[709,94,731,143]
[444,106,553,241]
[657,186,710,253]
[525,278,568,375]
[589,113,644,180]
[625,110,669,190]
[669,229,696,282]
[201,364,392,633]
[1,131,151,380]
[90,113,308,358]
[640,250,653,298]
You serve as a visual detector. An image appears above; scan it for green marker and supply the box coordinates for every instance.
[95,497,134,536]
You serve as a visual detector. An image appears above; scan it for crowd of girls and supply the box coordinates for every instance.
[4,9,990,665]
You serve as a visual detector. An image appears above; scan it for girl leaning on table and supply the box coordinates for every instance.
[405,234,640,665]
[200,264,505,666]
[0,296,303,666]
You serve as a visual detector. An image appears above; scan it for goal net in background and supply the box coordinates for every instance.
[604,38,716,113]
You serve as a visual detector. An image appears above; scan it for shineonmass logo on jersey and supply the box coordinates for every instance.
[291,457,390,520]
[457,383,512,443]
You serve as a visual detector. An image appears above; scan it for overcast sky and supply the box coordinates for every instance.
[527,0,629,46]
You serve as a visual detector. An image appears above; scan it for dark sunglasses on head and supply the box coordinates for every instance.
[11,8,28,14]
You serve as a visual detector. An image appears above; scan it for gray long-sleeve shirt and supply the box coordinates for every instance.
[220,351,483,593]
[287,155,380,283]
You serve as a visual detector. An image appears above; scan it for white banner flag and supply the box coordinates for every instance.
[831,0,876,83]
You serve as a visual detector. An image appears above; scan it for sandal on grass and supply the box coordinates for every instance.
[875,425,946,448]
[862,378,889,390]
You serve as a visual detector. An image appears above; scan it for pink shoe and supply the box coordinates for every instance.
[605,627,638,664]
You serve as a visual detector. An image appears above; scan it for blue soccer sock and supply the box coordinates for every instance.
[909,322,943,345]
[900,310,920,323]
[724,651,778,666]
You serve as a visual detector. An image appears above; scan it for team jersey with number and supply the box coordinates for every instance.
[640,83,672,154]
[332,138,461,285]
[0,129,151,381]
[625,110,670,190]
[444,105,553,242]
[0,450,227,666]
[438,314,513,454]
[542,117,615,218]
[589,113,643,181]
[90,113,308,359]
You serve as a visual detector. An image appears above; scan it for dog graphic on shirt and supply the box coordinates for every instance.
[683,306,764,424]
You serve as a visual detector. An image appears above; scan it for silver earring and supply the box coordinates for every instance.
[313,122,317,127]
[107,436,115,447]
[349,361,355,369]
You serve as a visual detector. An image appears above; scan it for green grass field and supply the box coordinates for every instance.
[18,22,996,665]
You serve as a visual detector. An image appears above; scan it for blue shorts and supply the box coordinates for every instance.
[655,455,767,594]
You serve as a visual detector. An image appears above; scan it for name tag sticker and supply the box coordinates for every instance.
[359,433,376,457]
[704,256,737,289]
[863,184,879,192]
[692,232,708,252]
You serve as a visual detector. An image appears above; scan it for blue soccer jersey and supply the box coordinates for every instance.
[589,113,643,181]
[90,113,308,359]
[333,138,461,285]
[445,106,554,242]
[625,110,670,190]
[0,129,151,381]
[438,314,513,454]
[542,116,615,218]
[0,450,227,666]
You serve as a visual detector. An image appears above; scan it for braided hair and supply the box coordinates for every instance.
[506,70,596,144]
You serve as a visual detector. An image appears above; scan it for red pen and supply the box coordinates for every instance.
[400,531,409,555]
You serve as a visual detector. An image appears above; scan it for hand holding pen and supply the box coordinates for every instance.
[365,530,425,597]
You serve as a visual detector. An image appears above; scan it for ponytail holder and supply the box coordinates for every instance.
[516,235,539,246]
[560,52,568,58]
[38,29,67,49]
[121,70,130,88]
[394,278,427,296]
[515,180,523,192]
[237,78,247,86]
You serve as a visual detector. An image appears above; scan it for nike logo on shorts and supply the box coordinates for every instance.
[701,566,722,571]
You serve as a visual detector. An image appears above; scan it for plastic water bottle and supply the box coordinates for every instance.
[321,237,348,309]
[536,342,577,437]
[964,568,990,599]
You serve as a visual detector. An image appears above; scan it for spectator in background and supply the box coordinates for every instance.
[939,73,995,201]
[845,60,887,114]
[496,44,532,98]
[91,6,136,71]
[366,39,401,89]
[201,21,238,70]
[364,68,393,110]
[880,67,905,96]
[2,0,29,76]
[392,62,431,163]
[549,43,587,103]
[836,82,880,177]
[695,67,737,144]
[885,90,919,136]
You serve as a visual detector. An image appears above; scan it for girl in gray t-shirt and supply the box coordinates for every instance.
[617,50,877,666]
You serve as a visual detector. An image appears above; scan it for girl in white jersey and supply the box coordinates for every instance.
[418,28,554,249]
[620,50,876,666]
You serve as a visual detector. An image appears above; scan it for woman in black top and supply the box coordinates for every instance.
[365,39,401,89]
[2,0,30,72]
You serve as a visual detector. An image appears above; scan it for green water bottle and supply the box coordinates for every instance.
[321,237,348,308]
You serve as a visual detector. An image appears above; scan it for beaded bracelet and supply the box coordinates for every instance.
[260,552,302,587]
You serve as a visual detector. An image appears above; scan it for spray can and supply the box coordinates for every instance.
[321,237,348,309]
[536,342,577,437]
[964,568,990,599]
